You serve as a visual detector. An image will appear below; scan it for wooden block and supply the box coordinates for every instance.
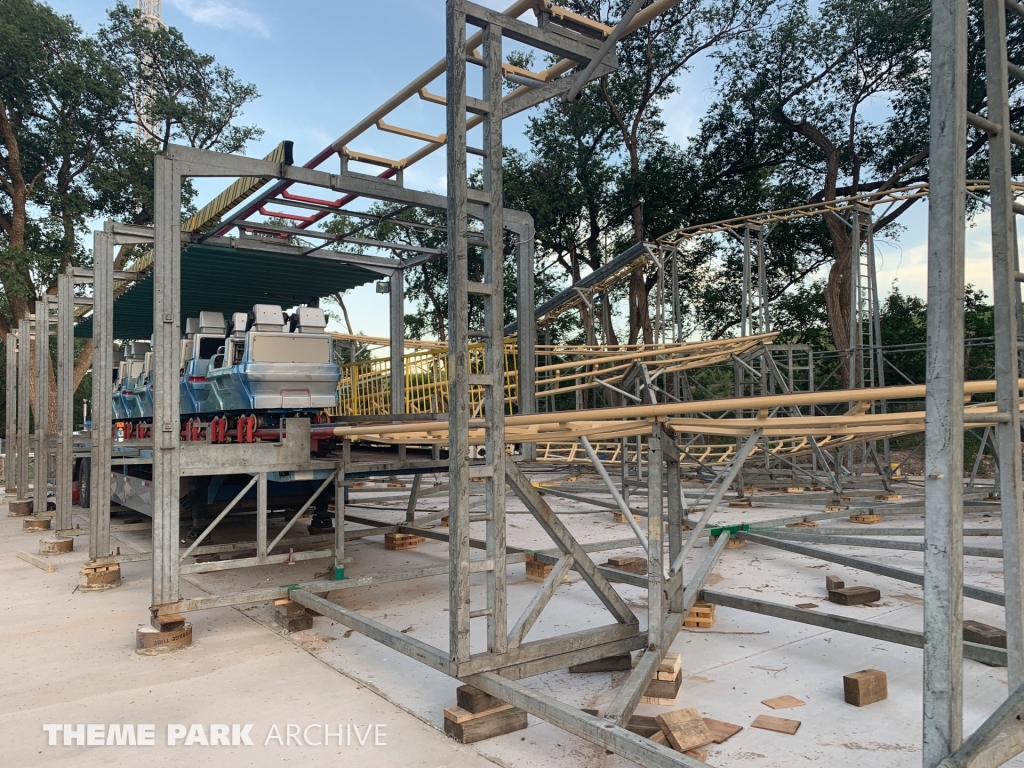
[709,535,746,549]
[825,504,849,511]
[624,714,661,738]
[684,601,716,629]
[643,673,682,701]
[728,498,752,508]
[569,654,633,673]
[761,695,805,710]
[795,603,818,609]
[786,520,819,528]
[840,495,856,501]
[875,493,902,501]
[603,556,648,575]
[650,730,668,745]
[525,559,569,583]
[613,511,642,524]
[826,575,845,591]
[657,653,682,677]
[456,685,505,714]
[702,718,743,743]
[751,714,801,735]
[786,487,805,493]
[684,748,708,761]
[655,708,714,752]
[964,620,1007,649]
[384,533,424,550]
[829,586,881,605]
[843,668,888,706]
[849,513,883,524]
[443,704,527,743]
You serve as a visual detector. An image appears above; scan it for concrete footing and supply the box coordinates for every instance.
[39,537,74,555]
[78,563,121,591]
[137,614,193,655]
[274,600,313,632]
[22,516,51,532]
[8,499,32,517]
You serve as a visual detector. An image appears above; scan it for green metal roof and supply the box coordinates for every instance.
[75,243,382,340]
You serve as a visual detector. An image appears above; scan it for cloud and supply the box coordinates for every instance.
[167,0,270,38]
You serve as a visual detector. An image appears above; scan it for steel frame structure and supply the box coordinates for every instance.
[13,1,1024,766]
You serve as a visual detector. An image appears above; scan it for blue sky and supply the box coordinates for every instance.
[48,0,1005,338]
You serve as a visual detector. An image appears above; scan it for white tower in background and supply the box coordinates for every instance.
[137,0,164,29]
[135,0,165,140]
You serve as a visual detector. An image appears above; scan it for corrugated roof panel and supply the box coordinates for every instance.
[75,243,382,339]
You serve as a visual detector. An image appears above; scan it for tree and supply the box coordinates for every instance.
[701,0,1024,354]
[0,1,262,434]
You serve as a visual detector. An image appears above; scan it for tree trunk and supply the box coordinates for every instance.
[822,220,853,383]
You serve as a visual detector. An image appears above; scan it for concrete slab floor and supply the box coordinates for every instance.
[3,475,1023,768]
[0,495,499,768]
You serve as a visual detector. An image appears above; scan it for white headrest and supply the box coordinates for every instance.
[230,312,248,337]
[198,311,226,335]
[184,317,200,338]
[252,304,284,333]
[296,306,327,333]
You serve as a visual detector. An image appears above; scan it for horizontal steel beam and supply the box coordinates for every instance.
[702,590,1006,666]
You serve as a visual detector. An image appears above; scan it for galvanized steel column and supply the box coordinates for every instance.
[90,231,114,559]
[34,303,50,514]
[983,0,1024,691]
[389,269,405,415]
[56,272,74,531]
[6,331,17,496]
[923,0,967,760]
[16,318,30,501]
[151,158,182,607]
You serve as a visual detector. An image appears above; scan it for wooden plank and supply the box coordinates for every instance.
[702,717,743,743]
[443,702,513,724]
[656,708,714,752]
[751,714,801,735]
[761,695,805,710]
[443,706,527,743]
[964,620,1008,649]
[825,575,845,591]
[16,550,55,573]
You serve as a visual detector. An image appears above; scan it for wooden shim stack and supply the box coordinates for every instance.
[444,685,527,744]
[640,652,683,704]
[849,513,883,524]
[526,558,569,583]
[602,555,647,575]
[683,601,715,629]
[384,533,425,550]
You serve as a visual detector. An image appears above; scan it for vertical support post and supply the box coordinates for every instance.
[334,441,348,580]
[647,427,664,647]
[256,471,267,563]
[56,271,74,531]
[90,231,113,559]
[512,215,537,460]
[741,227,751,336]
[17,318,30,501]
[481,18,508,655]
[664,425,683,614]
[446,0,473,666]
[6,331,17,497]
[151,157,182,607]
[34,306,50,514]
[389,268,405,416]
[983,0,1024,690]
[757,227,770,333]
[923,0,967,759]
[848,209,862,390]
